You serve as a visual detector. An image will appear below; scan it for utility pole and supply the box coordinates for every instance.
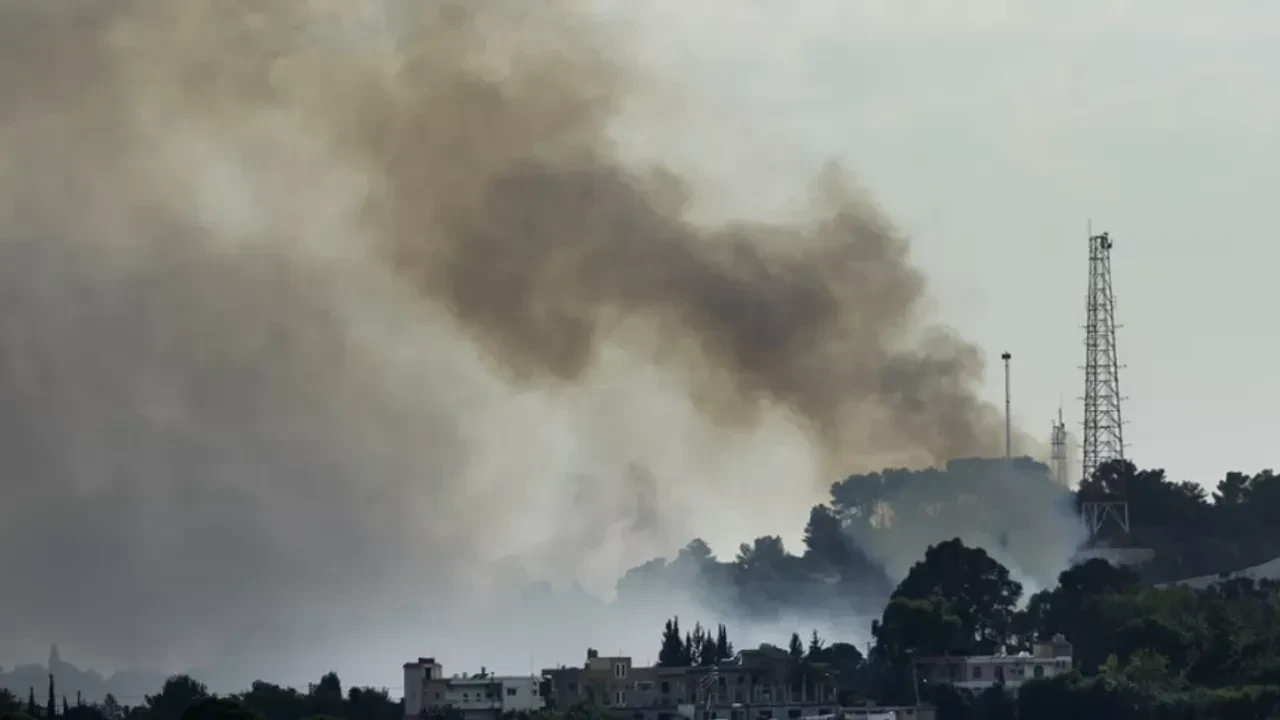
[1001,352,1012,462]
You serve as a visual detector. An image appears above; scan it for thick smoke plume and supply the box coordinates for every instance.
[0,0,1051,689]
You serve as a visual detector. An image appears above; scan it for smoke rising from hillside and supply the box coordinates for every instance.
[0,0,1058,686]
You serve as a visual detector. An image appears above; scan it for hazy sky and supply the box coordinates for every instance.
[603,0,1280,489]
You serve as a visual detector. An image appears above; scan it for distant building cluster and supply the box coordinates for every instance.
[401,637,1074,720]
[914,635,1074,692]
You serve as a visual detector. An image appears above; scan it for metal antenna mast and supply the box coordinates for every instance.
[1080,231,1125,485]
[1050,406,1068,486]
[1001,352,1012,462]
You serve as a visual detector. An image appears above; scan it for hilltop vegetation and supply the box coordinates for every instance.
[618,458,1280,627]
[8,458,1280,720]
[9,537,1280,720]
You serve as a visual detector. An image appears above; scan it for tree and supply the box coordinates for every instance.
[788,633,805,664]
[822,643,867,703]
[101,695,121,720]
[973,686,1014,720]
[714,624,733,661]
[237,681,304,720]
[872,595,966,661]
[310,674,344,718]
[47,674,55,719]
[802,506,854,569]
[345,687,399,720]
[26,688,36,717]
[145,676,211,720]
[1014,559,1142,671]
[179,699,264,720]
[893,539,1021,653]
[314,674,342,699]
[807,630,825,659]
[0,690,18,715]
[687,623,716,667]
[63,705,107,720]
[658,617,684,667]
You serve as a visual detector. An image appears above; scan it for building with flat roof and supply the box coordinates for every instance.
[543,646,840,720]
[403,657,544,720]
[913,635,1074,694]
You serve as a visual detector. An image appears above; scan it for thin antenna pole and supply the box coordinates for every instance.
[1001,352,1012,461]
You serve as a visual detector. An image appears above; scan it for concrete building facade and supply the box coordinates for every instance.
[914,635,1074,693]
[542,647,841,720]
[403,657,545,720]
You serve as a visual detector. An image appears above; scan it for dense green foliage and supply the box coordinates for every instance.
[622,458,1280,629]
[628,455,1280,718]
[860,536,1280,718]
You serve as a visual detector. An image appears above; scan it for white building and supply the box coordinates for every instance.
[914,635,1074,693]
[403,657,545,720]
[404,657,445,718]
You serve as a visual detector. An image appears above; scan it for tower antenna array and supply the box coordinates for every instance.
[1050,406,1068,486]
[1079,229,1129,538]
[1080,231,1126,483]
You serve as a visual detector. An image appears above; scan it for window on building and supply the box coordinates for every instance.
[1034,665,1045,679]
[787,710,803,719]
[506,688,518,697]
[758,711,773,720]
[636,681,653,692]
[660,681,670,694]
[972,666,983,680]
[567,682,577,693]
[615,664,628,679]
[615,691,627,706]
[994,666,1005,682]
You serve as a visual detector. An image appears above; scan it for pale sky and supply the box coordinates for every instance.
[599,0,1280,490]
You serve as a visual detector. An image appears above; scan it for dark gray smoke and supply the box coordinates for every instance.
[0,0,1046,688]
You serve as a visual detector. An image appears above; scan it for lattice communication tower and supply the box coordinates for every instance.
[1080,231,1126,485]
[1050,407,1068,486]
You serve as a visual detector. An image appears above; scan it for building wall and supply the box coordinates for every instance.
[496,676,543,713]
[404,659,444,718]
[405,658,543,720]
[544,648,838,720]
[916,638,1074,693]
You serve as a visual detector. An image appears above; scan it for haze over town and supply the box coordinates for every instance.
[1,0,1276,696]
